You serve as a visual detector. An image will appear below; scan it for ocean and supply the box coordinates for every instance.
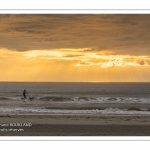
[0,82,150,115]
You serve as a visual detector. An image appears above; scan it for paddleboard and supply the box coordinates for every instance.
[21,97,34,100]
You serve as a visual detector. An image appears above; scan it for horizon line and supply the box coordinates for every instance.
[0,81,150,83]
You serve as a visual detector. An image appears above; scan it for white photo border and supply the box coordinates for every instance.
[0,9,150,141]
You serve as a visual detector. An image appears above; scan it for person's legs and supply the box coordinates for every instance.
[23,94,26,98]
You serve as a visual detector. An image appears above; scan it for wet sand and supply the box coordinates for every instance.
[0,114,150,136]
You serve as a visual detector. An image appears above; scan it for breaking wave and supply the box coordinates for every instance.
[0,96,150,104]
[0,96,22,101]
[39,96,150,104]
[0,107,150,115]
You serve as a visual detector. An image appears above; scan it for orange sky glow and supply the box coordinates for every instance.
[0,48,150,82]
[0,14,150,82]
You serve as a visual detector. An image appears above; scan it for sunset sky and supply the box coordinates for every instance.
[0,14,150,82]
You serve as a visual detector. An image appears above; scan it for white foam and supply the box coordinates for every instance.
[71,96,150,104]
[2,97,21,101]
[1,96,150,104]
[99,108,150,115]
[0,107,150,115]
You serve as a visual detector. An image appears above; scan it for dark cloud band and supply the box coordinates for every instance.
[0,14,150,56]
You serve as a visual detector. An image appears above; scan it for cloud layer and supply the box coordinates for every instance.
[0,14,150,56]
[75,59,150,68]
[1,48,150,68]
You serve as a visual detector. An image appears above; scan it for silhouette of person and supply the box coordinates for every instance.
[23,90,27,98]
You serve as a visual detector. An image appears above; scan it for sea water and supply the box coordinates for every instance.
[0,82,150,115]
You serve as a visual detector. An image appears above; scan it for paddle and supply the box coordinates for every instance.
[26,92,34,100]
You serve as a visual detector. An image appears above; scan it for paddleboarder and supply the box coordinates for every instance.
[23,90,27,98]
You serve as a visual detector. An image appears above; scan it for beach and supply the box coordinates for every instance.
[1,114,150,136]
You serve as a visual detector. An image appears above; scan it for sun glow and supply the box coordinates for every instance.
[1,49,150,68]
[24,50,63,58]
[0,48,150,82]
